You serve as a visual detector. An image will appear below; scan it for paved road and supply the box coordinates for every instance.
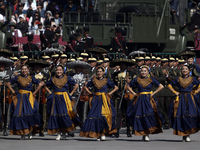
[0,128,200,150]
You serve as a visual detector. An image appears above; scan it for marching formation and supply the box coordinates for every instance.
[0,48,200,143]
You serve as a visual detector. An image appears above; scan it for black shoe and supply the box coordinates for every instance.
[114,132,119,138]
[68,132,75,137]
[3,130,8,136]
[127,133,132,137]
[39,132,45,137]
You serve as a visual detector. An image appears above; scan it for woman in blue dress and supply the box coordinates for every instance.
[126,65,164,141]
[44,65,80,140]
[80,67,118,141]
[6,64,44,140]
[168,64,200,142]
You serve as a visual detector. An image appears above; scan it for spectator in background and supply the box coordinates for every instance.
[0,2,6,16]
[14,3,23,21]
[23,0,37,19]
[37,2,45,19]
[29,10,43,28]
[43,10,54,26]
[16,14,28,36]
[9,22,22,37]
[54,11,61,26]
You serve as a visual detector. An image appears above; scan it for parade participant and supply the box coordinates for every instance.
[80,67,118,141]
[0,57,14,136]
[6,64,44,140]
[126,65,164,141]
[80,51,89,62]
[110,27,128,55]
[111,58,136,138]
[167,63,200,142]
[179,50,200,77]
[66,60,90,123]
[153,57,176,129]
[19,55,29,66]
[88,56,97,76]
[44,65,80,140]
[103,57,114,79]
[155,57,161,67]
[83,27,93,49]
[27,59,51,137]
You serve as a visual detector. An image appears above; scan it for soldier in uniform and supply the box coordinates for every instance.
[111,58,135,137]
[19,55,29,66]
[83,27,93,49]
[87,56,97,77]
[153,57,176,129]
[0,57,14,136]
[80,51,89,62]
[103,57,114,79]
[110,27,128,56]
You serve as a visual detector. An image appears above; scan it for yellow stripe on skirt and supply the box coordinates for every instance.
[18,89,34,109]
[54,92,75,119]
[95,92,112,130]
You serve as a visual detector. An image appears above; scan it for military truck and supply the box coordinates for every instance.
[62,0,194,53]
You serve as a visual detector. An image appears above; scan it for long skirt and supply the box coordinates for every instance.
[80,93,117,138]
[9,92,41,135]
[47,93,80,135]
[127,93,163,135]
[169,93,199,136]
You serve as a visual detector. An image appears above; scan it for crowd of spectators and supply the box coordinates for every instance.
[0,0,96,37]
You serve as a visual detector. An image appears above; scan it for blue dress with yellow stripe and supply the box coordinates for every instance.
[168,76,200,136]
[45,75,80,135]
[80,77,117,138]
[9,75,41,135]
[127,77,163,135]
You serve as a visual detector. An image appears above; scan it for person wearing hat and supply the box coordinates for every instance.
[16,14,28,37]
[27,59,51,137]
[83,27,93,49]
[110,27,128,55]
[168,63,200,142]
[40,24,54,50]
[0,57,14,136]
[103,57,114,79]
[144,55,151,72]
[80,51,89,62]
[132,55,145,77]
[50,54,60,76]
[88,56,97,76]
[23,34,39,58]
[154,57,176,130]
[73,33,85,53]
[150,55,157,72]
[126,65,164,141]
[111,58,136,138]
[20,55,29,66]
[66,60,90,124]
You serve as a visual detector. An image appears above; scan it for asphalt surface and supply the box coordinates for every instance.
[0,128,200,150]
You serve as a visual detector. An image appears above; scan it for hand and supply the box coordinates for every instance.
[150,93,154,97]
[0,81,2,86]
[162,69,168,76]
[175,92,180,96]
[198,77,200,80]
[14,72,18,76]
[69,93,72,96]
